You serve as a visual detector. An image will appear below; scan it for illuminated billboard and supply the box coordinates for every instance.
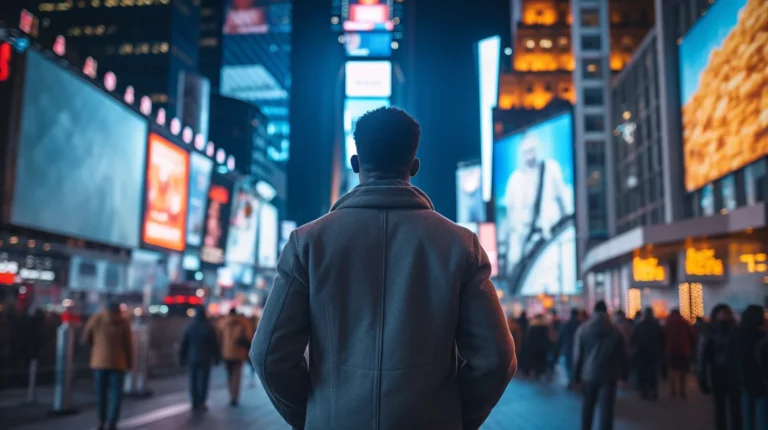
[456,163,485,223]
[220,65,289,102]
[477,35,500,202]
[679,0,767,191]
[224,0,268,35]
[11,50,148,248]
[343,0,393,32]
[142,133,190,252]
[225,182,260,265]
[344,32,393,57]
[201,175,234,265]
[478,223,499,278]
[258,202,279,268]
[186,152,214,247]
[493,112,576,295]
[345,61,392,98]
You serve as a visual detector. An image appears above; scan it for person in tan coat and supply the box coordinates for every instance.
[82,302,133,430]
[217,308,253,406]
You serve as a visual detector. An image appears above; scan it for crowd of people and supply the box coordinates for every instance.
[81,303,257,430]
[508,301,768,430]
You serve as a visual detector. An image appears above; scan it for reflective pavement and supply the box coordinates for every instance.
[10,369,714,430]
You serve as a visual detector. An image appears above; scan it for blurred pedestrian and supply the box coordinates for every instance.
[179,306,220,411]
[81,302,133,430]
[632,307,664,400]
[613,310,633,348]
[559,308,582,389]
[218,308,253,406]
[250,107,516,429]
[574,301,628,430]
[517,311,531,376]
[734,305,768,429]
[527,314,552,380]
[507,314,524,358]
[664,309,694,398]
[698,304,741,430]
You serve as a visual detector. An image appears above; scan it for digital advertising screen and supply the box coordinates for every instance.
[258,202,279,268]
[11,50,148,248]
[225,182,260,265]
[679,0,766,191]
[186,152,214,247]
[142,133,190,252]
[344,32,393,57]
[478,222,499,278]
[343,0,393,32]
[493,112,576,295]
[456,163,486,223]
[345,61,392,98]
[201,175,234,265]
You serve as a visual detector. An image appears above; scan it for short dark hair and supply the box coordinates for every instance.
[594,300,608,313]
[353,107,420,174]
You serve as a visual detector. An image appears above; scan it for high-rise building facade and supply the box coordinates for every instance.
[26,0,202,118]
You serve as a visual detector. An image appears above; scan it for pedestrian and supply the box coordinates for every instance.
[517,310,531,376]
[81,302,133,430]
[698,304,741,430]
[559,308,582,389]
[218,308,253,406]
[507,314,524,359]
[733,305,768,429]
[527,314,553,380]
[548,309,562,377]
[250,107,516,430]
[179,306,220,411]
[631,307,664,400]
[664,309,694,398]
[574,300,628,430]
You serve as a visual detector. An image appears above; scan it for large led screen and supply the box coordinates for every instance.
[225,182,260,265]
[344,32,393,57]
[343,0,393,32]
[201,175,234,265]
[477,35,500,202]
[493,113,576,295]
[345,61,392,98]
[11,50,148,248]
[258,202,278,268]
[142,133,189,252]
[186,152,214,247]
[679,0,767,191]
[456,163,486,223]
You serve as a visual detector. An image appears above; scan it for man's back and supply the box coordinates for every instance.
[251,180,516,430]
[573,313,628,384]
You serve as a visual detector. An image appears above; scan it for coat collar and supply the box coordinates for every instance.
[330,179,435,212]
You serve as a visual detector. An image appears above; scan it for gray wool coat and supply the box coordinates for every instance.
[251,179,516,430]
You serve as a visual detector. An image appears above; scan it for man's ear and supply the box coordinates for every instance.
[410,158,420,177]
[351,155,360,173]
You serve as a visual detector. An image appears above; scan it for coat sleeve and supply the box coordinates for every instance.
[456,234,517,430]
[250,231,310,430]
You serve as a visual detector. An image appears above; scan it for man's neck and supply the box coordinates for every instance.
[359,171,411,185]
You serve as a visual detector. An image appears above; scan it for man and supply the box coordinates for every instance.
[559,308,583,389]
[574,301,628,430]
[251,107,516,430]
[503,133,572,278]
[632,307,664,400]
[664,309,694,398]
[217,308,252,406]
[82,302,133,430]
[179,306,220,411]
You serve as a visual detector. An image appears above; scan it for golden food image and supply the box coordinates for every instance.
[681,0,768,191]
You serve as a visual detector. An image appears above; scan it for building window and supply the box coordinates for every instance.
[68,26,82,36]
[700,184,715,216]
[118,43,133,55]
[745,159,767,206]
[540,38,553,49]
[526,84,533,94]
[199,37,219,47]
[524,39,535,50]
[721,175,737,211]
[558,36,569,48]
[581,35,602,51]
[150,93,168,103]
[582,60,602,78]
[585,115,604,132]
[584,87,603,106]
[544,83,552,93]
[581,9,600,27]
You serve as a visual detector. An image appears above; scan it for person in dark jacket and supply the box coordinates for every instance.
[250,107,516,430]
[698,303,741,430]
[517,311,530,376]
[574,301,628,430]
[631,307,664,400]
[734,305,768,430]
[179,306,220,411]
[559,308,582,388]
[526,314,553,380]
[664,309,695,398]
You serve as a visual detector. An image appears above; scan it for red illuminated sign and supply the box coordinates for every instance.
[0,43,11,82]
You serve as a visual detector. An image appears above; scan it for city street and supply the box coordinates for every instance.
[9,369,713,430]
